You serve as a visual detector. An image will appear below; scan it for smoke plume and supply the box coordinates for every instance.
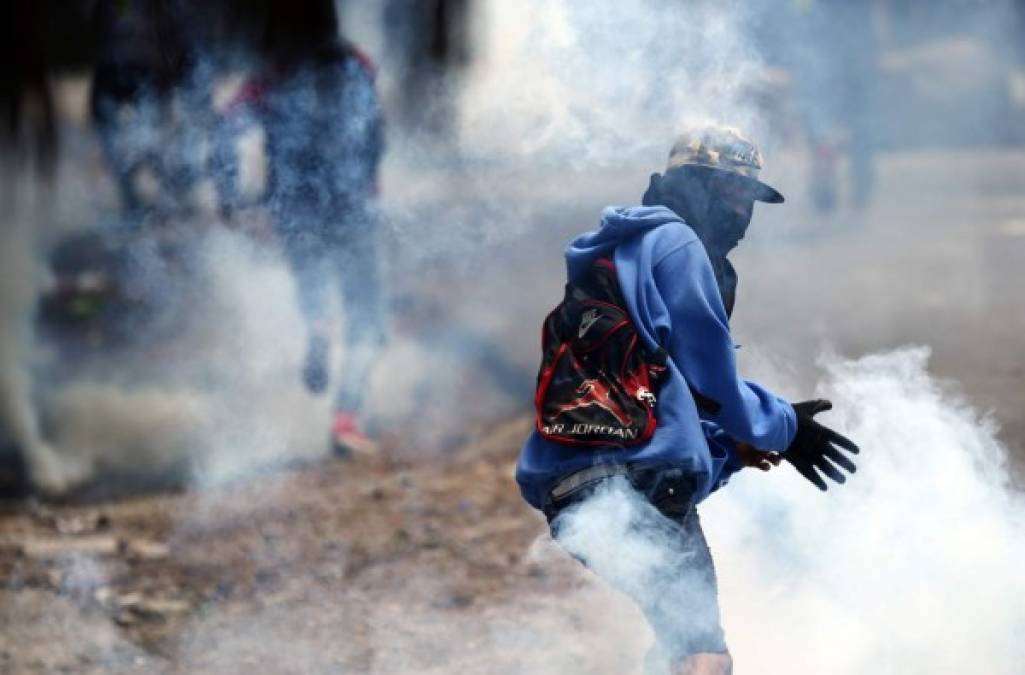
[553,347,1025,674]
[0,193,66,492]
[459,0,767,165]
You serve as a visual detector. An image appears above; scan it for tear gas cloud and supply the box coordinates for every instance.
[11,226,336,493]
[456,0,767,165]
[0,185,60,490]
[552,347,1025,674]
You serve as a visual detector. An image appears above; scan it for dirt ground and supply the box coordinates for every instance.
[0,417,633,674]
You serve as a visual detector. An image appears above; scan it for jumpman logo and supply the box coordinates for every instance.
[555,379,631,427]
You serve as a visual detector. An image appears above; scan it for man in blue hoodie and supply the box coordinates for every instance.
[517,125,859,675]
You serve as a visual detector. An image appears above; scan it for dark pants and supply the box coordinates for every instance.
[545,467,727,665]
[276,206,385,412]
[91,63,166,219]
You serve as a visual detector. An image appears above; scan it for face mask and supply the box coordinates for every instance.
[703,198,753,257]
[645,171,754,257]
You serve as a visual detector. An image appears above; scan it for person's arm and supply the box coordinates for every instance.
[654,240,797,451]
[703,421,782,494]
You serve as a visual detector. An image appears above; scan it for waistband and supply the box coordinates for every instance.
[549,463,631,501]
[544,463,698,523]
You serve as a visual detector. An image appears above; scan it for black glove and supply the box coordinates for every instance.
[784,399,860,491]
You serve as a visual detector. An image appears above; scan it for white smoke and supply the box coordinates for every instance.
[0,180,67,492]
[459,0,768,166]
[708,346,1025,674]
[551,347,1025,674]
[16,226,334,494]
[55,227,336,491]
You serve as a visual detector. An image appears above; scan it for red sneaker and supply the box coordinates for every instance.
[330,410,377,458]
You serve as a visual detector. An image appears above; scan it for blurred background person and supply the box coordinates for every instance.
[0,0,60,495]
[1,0,58,188]
[223,0,386,456]
[773,0,880,213]
[381,0,474,141]
[89,0,190,224]
[91,0,230,226]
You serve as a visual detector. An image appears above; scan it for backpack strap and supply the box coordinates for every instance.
[590,255,668,360]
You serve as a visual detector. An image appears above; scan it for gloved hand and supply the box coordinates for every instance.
[784,399,859,491]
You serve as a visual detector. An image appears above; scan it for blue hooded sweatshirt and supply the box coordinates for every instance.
[516,205,797,510]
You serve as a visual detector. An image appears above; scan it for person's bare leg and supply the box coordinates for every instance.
[676,651,732,675]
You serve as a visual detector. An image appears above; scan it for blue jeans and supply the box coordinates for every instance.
[545,466,727,663]
[276,206,385,412]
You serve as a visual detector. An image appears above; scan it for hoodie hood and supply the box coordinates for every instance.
[566,205,684,280]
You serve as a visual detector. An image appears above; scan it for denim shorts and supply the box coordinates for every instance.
[544,466,727,661]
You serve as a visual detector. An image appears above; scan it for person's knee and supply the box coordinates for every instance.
[676,650,732,675]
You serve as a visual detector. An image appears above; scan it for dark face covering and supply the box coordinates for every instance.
[642,168,755,316]
[703,197,753,259]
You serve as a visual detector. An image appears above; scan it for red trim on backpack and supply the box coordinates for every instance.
[533,256,665,449]
[534,342,569,418]
[577,319,629,354]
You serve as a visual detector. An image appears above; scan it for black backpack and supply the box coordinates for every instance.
[534,257,668,447]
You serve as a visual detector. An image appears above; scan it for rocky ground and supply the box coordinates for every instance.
[0,417,647,674]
